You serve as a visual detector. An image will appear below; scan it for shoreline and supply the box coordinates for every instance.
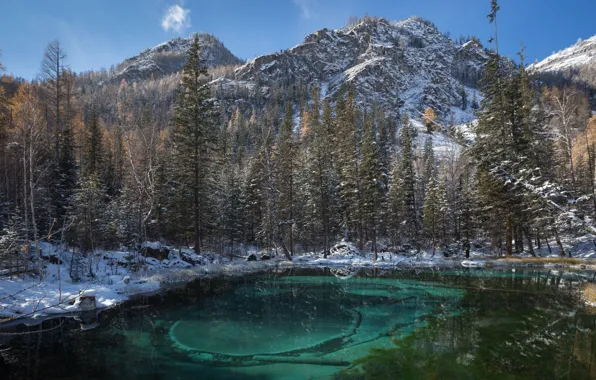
[1,255,595,328]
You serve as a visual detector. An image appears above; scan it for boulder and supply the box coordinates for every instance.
[181,251,207,266]
[142,246,169,260]
[246,253,258,261]
[330,242,361,257]
[77,290,97,311]
[260,254,271,261]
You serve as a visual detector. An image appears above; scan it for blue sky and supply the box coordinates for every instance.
[1,0,595,80]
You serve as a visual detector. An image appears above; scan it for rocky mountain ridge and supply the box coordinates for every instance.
[112,33,243,83]
[228,16,490,123]
[529,34,596,92]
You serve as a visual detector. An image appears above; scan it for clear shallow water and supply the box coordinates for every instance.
[2,268,595,380]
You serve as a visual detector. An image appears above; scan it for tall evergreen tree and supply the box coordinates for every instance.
[83,106,103,177]
[360,113,384,258]
[336,87,362,246]
[399,114,419,248]
[387,154,404,246]
[170,34,218,253]
[277,103,297,255]
[423,176,441,255]
[308,98,341,256]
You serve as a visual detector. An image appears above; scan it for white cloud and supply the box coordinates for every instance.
[293,0,316,20]
[161,5,191,33]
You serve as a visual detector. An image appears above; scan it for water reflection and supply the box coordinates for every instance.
[0,268,594,380]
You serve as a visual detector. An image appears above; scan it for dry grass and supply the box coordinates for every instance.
[499,257,586,265]
[582,283,596,305]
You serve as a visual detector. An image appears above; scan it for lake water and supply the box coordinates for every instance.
[2,267,596,379]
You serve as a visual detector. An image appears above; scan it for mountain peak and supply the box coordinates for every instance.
[113,33,242,83]
[233,16,486,122]
[529,34,596,74]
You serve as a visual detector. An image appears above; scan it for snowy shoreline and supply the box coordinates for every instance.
[1,242,596,326]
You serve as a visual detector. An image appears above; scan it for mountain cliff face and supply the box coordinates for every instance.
[230,17,490,122]
[112,33,243,83]
[529,34,596,89]
[94,16,501,127]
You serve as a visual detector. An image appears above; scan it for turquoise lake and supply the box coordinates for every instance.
[2,267,596,379]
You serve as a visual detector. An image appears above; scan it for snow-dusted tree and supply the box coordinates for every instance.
[360,113,385,259]
[387,154,404,247]
[419,137,436,207]
[399,114,419,248]
[309,98,341,256]
[276,103,297,255]
[543,86,590,187]
[336,87,362,246]
[423,176,441,255]
[169,34,218,253]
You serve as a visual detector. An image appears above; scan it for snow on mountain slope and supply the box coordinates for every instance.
[113,33,243,83]
[231,16,489,122]
[529,35,596,74]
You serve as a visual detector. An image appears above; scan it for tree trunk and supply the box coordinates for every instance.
[505,214,513,256]
[554,228,565,257]
[280,240,293,261]
[545,231,552,254]
[28,133,40,277]
[372,227,377,261]
[524,227,535,257]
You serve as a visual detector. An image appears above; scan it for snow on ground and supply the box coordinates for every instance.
[409,119,462,157]
[2,238,596,323]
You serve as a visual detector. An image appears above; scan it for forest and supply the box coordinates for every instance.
[0,1,595,279]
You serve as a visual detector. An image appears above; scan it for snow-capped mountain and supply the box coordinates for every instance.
[230,16,491,123]
[529,34,596,90]
[530,35,596,74]
[113,33,243,83]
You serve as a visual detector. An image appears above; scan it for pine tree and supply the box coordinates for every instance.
[420,137,436,202]
[83,106,103,177]
[277,103,297,255]
[309,98,341,256]
[40,41,70,233]
[54,70,77,228]
[217,123,245,259]
[245,150,265,245]
[170,34,218,253]
[399,114,419,248]
[56,116,77,227]
[387,154,404,247]
[360,112,384,259]
[460,84,468,110]
[458,168,477,258]
[70,175,107,275]
[471,0,515,255]
[423,176,440,255]
[336,87,362,246]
